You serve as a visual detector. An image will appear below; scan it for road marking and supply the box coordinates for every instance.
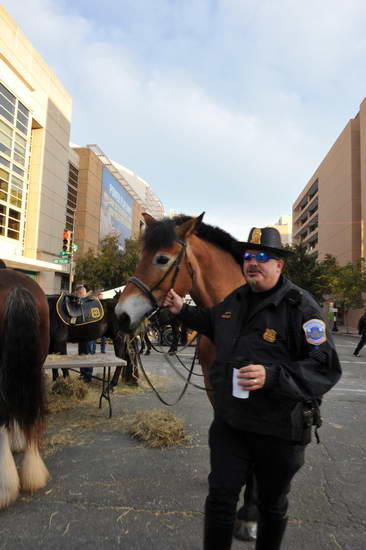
[331,388,366,393]
[341,360,366,364]
[336,344,356,348]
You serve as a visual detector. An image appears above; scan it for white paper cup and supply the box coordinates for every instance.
[232,367,249,399]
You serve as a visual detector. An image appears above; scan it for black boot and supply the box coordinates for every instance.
[204,511,233,550]
[255,514,288,550]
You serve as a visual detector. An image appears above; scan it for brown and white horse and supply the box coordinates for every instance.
[0,268,49,510]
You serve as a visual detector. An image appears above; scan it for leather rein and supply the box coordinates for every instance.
[128,238,194,311]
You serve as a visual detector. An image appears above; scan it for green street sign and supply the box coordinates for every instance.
[53,258,69,264]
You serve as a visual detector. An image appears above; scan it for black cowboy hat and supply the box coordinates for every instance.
[232,227,294,258]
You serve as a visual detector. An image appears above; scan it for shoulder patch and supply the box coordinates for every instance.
[303,319,327,346]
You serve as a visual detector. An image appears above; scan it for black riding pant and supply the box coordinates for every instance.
[354,333,366,355]
[206,416,305,528]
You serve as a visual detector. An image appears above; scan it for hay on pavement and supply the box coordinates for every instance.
[127,409,188,448]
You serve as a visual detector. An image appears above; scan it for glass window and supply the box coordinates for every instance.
[0,119,12,138]
[12,164,24,176]
[0,105,14,124]
[0,168,9,201]
[0,155,10,168]
[0,83,15,104]
[0,94,15,115]
[16,120,28,135]
[0,128,12,157]
[17,111,28,127]
[8,208,21,239]
[0,142,11,157]
[0,203,5,235]
[10,177,23,208]
[17,102,29,117]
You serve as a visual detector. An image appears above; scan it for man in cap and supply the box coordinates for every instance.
[163,227,341,550]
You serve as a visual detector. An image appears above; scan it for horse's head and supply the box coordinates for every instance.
[115,213,204,333]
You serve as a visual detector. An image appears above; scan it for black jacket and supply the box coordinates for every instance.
[178,277,341,442]
[358,314,366,335]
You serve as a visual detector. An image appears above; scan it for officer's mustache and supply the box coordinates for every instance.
[247,266,263,274]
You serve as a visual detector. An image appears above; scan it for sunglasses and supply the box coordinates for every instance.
[243,252,278,263]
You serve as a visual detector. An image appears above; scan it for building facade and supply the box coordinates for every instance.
[1,8,165,293]
[72,145,143,256]
[292,98,366,327]
[292,112,362,264]
[0,6,72,292]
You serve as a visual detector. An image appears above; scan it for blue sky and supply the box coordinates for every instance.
[4,0,366,238]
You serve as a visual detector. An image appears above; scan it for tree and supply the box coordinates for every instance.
[74,234,140,291]
[328,258,366,331]
[283,242,331,303]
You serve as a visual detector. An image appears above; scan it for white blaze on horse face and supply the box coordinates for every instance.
[115,293,152,329]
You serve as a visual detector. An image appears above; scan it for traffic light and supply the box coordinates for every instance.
[62,230,71,253]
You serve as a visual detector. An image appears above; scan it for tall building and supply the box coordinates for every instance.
[0,7,165,293]
[292,97,366,327]
[0,6,72,291]
[72,145,143,256]
[112,159,164,219]
[269,215,292,245]
[292,107,362,264]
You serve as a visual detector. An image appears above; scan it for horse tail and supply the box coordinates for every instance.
[0,287,47,438]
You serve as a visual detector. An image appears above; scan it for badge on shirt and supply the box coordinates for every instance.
[303,319,327,346]
[221,312,232,319]
[263,328,277,343]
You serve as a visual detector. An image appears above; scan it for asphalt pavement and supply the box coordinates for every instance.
[0,334,365,550]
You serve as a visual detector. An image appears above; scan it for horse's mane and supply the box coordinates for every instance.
[142,215,242,265]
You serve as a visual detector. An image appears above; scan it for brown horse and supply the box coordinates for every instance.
[0,268,50,510]
[115,214,258,540]
[115,213,244,391]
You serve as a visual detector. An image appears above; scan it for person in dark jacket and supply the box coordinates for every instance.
[353,308,366,357]
[163,227,342,550]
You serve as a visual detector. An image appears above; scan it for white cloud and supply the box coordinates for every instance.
[3,0,366,236]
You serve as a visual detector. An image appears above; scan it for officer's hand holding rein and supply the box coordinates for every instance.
[163,288,184,314]
[237,364,266,390]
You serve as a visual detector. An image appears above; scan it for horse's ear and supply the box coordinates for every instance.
[142,213,157,226]
[176,212,205,240]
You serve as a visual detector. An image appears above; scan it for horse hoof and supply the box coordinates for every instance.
[233,519,257,542]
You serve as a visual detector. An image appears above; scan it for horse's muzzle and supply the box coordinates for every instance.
[117,311,134,334]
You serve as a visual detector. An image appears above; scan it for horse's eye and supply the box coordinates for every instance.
[156,255,169,265]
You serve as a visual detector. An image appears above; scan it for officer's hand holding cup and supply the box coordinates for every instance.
[237,364,266,390]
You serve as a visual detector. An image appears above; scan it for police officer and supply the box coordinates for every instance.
[353,308,366,357]
[163,227,341,550]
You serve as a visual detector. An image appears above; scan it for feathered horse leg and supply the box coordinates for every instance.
[0,426,19,510]
[20,421,49,493]
[8,421,26,453]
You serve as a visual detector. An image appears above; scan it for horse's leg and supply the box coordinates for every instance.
[8,421,26,452]
[20,421,49,493]
[168,322,179,353]
[0,425,20,509]
[198,336,215,406]
[234,469,258,541]
[110,366,122,388]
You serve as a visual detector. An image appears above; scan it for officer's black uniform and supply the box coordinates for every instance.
[177,275,341,550]
[353,312,366,356]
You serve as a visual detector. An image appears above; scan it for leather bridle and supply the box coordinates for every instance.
[128,239,194,312]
